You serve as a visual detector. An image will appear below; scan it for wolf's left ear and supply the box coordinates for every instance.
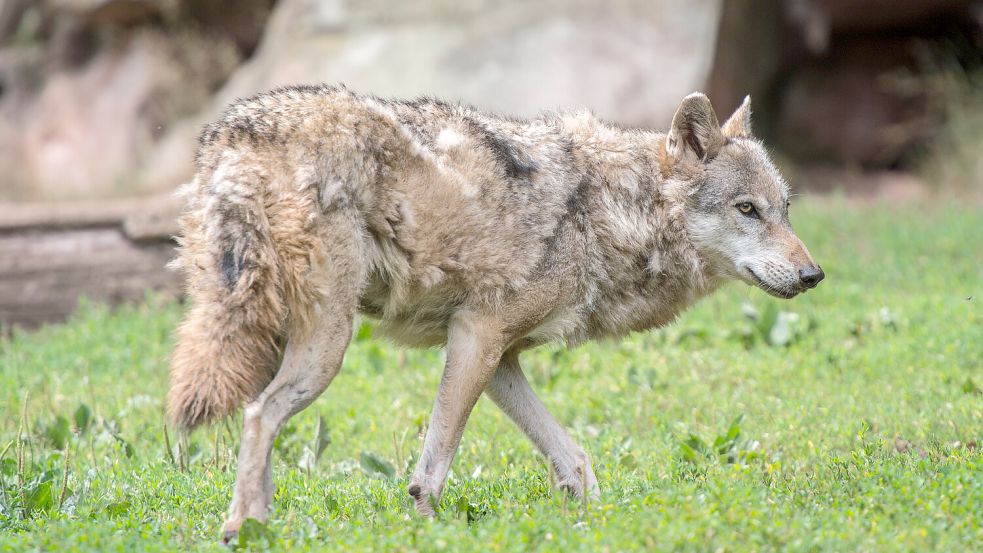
[667,92,725,164]
[721,95,752,139]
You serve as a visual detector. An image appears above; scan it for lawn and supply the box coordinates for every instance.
[0,199,980,552]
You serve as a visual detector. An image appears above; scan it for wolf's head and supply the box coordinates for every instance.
[665,93,823,298]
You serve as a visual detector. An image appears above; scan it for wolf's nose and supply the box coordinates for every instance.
[799,266,824,288]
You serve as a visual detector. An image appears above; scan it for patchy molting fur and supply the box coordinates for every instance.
[165,86,822,537]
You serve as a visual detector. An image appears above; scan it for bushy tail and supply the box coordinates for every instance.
[167,174,323,431]
[168,293,283,430]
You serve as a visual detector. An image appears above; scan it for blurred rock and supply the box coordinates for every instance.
[49,0,168,26]
[0,193,183,328]
[708,0,981,169]
[705,0,787,125]
[3,0,977,200]
[0,29,239,200]
[808,0,974,34]
[0,0,30,46]
[176,0,276,56]
[226,0,721,127]
[0,0,275,201]
[139,0,724,194]
[776,38,931,166]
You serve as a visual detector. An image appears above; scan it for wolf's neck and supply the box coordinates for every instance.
[574,126,717,336]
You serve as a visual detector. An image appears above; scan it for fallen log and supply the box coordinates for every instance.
[0,193,184,329]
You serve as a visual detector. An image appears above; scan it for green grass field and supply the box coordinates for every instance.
[1,200,980,552]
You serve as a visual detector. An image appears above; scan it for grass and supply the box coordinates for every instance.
[0,200,980,552]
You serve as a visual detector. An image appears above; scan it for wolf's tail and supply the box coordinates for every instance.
[167,173,323,431]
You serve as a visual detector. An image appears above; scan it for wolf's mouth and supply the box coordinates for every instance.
[746,268,799,299]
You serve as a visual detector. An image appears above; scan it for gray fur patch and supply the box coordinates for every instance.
[466,118,538,180]
[221,249,243,291]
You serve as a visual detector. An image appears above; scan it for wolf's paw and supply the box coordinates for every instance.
[220,521,240,547]
[221,530,238,547]
[407,482,438,517]
[557,478,601,501]
[555,452,600,501]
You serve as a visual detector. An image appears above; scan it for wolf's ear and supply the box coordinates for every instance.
[722,95,752,139]
[666,93,724,164]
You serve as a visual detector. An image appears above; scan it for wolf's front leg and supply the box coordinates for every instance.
[407,309,506,515]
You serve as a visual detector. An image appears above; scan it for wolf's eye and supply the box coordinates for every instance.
[737,202,757,218]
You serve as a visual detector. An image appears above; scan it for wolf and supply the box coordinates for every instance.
[166,85,823,540]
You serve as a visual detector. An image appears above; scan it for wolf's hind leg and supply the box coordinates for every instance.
[221,215,362,542]
[221,301,354,542]
[485,351,599,500]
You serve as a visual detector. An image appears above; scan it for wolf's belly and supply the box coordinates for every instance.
[357,274,457,347]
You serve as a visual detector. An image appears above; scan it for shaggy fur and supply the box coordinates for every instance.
[166,86,822,538]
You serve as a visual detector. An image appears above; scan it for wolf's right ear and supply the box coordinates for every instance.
[721,95,752,139]
[666,93,725,165]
